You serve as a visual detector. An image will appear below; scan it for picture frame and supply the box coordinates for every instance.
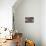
[25,17,34,23]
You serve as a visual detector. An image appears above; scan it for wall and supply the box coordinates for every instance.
[13,0,41,46]
[41,0,46,46]
[0,0,16,30]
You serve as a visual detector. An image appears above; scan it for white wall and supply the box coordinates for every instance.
[13,0,41,46]
[41,0,46,46]
[0,0,16,30]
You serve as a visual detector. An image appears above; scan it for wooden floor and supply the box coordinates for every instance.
[0,39,16,46]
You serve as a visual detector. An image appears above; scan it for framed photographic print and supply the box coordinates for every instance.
[25,17,34,23]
